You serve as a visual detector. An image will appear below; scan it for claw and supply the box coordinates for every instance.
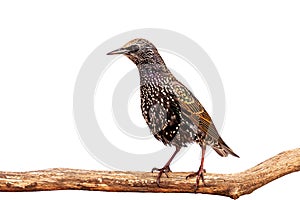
[151,166,172,187]
[186,168,206,191]
[151,147,180,187]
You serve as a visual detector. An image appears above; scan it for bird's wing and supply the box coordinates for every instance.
[169,81,239,157]
[171,81,239,157]
[171,81,221,141]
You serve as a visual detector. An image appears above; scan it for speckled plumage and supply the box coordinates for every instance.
[107,38,239,189]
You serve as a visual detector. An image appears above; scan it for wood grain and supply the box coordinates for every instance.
[0,148,299,199]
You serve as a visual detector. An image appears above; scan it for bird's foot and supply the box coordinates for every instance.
[186,168,206,191]
[151,166,172,187]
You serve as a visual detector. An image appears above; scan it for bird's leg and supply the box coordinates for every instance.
[151,146,180,187]
[186,144,207,190]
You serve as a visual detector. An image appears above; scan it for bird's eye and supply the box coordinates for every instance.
[128,45,139,53]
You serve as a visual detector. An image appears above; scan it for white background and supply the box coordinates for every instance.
[0,1,299,199]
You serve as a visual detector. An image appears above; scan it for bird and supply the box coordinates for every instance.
[107,38,239,190]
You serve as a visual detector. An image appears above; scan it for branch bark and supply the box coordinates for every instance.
[0,148,299,199]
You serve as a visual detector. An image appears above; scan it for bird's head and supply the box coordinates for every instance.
[107,38,161,65]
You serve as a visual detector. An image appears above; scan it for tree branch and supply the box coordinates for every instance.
[0,148,299,199]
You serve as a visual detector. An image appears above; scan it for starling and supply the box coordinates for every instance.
[107,38,239,189]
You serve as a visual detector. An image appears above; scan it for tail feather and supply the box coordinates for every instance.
[213,139,239,158]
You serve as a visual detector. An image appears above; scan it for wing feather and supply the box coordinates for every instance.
[172,81,220,139]
[172,81,239,157]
